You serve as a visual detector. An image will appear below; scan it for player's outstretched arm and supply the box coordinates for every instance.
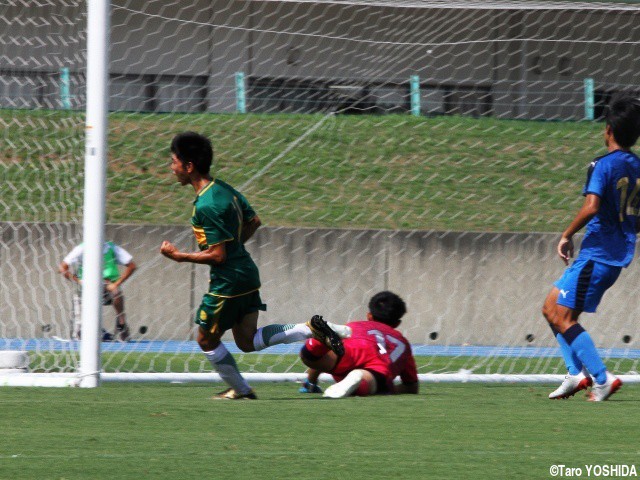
[160,241,226,265]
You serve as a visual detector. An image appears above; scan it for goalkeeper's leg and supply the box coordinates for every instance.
[299,341,378,398]
[323,369,378,399]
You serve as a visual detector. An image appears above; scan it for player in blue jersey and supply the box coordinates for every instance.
[543,93,640,401]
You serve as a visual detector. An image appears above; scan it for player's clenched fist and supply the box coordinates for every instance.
[160,240,179,260]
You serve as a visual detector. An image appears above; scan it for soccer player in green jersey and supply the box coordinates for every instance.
[160,132,351,399]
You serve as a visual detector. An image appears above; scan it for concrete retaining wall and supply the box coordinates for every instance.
[1,222,638,348]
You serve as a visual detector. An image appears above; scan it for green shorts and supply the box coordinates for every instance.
[195,290,267,336]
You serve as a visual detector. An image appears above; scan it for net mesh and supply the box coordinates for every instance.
[2,0,640,381]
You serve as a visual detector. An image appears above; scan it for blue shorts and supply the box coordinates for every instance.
[554,257,621,313]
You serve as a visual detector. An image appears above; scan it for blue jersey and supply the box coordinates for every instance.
[579,149,640,267]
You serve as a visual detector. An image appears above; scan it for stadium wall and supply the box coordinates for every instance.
[2,222,639,349]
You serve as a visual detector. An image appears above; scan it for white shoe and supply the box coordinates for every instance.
[588,372,623,402]
[323,370,363,399]
[549,371,593,399]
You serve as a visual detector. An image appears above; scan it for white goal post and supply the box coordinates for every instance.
[1,0,640,388]
[78,0,110,388]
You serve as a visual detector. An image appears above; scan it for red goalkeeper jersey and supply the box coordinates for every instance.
[333,320,418,386]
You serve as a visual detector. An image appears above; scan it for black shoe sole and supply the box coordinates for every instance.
[310,315,345,357]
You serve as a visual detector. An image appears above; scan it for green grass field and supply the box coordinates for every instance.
[3,110,637,479]
[1,110,604,232]
[1,383,638,480]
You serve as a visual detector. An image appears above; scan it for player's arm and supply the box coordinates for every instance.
[394,381,419,395]
[299,368,323,394]
[306,368,321,385]
[557,193,600,265]
[106,245,137,291]
[109,261,136,290]
[160,241,226,265]
[241,215,261,244]
[394,346,419,394]
[59,261,80,284]
[234,188,260,244]
[60,245,83,283]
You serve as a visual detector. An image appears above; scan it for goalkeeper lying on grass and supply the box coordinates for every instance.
[299,291,418,398]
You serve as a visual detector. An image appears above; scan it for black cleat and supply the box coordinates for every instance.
[307,315,345,356]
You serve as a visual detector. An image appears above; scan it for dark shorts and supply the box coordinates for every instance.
[102,287,114,306]
[195,290,267,336]
[554,257,621,313]
[75,284,119,306]
[368,369,392,394]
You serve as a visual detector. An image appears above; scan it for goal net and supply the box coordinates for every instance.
[2,0,640,386]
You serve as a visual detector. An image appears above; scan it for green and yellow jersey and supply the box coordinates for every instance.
[191,179,261,297]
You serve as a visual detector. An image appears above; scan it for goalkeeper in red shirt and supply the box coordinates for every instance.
[299,291,419,398]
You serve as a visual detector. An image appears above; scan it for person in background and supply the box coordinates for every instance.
[60,241,136,342]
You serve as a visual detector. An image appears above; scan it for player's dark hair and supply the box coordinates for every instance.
[605,93,640,149]
[170,132,213,175]
[368,291,406,328]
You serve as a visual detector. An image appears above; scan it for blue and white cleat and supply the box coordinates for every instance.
[299,380,323,394]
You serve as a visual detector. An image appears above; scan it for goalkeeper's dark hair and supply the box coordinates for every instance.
[170,132,213,175]
[605,93,640,149]
[368,291,407,328]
